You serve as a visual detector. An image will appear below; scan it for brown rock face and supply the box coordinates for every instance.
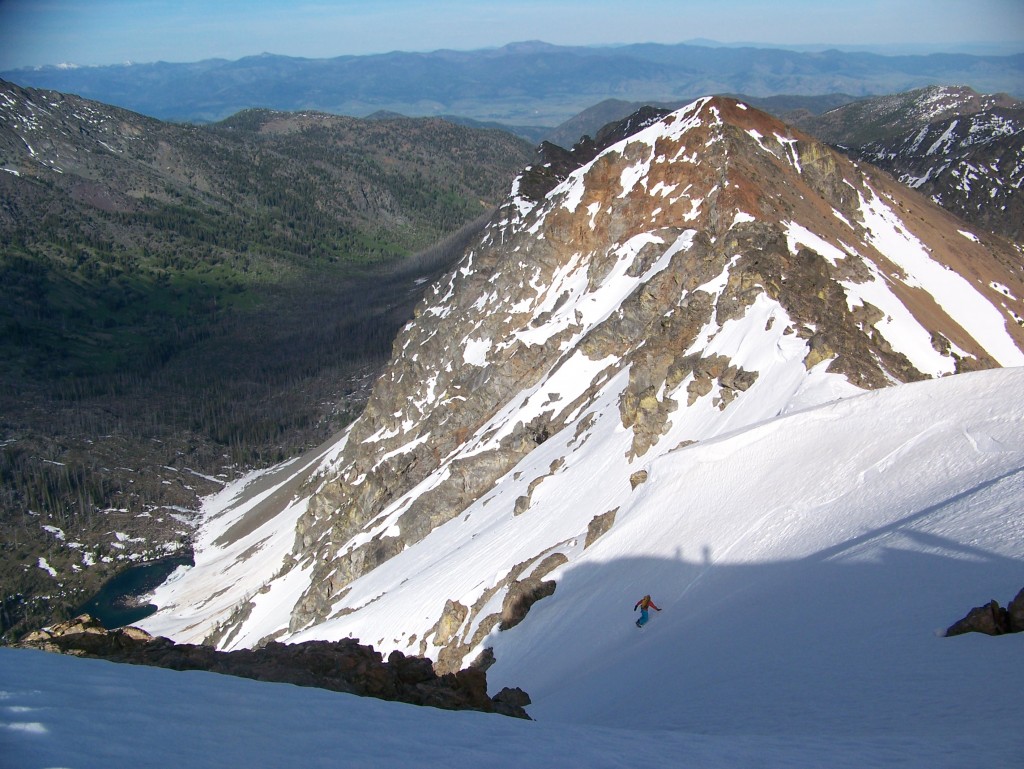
[946,600,1010,636]
[1008,587,1024,633]
[945,588,1024,637]
[500,578,557,631]
[17,614,531,718]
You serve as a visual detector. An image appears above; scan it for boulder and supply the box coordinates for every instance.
[492,687,532,719]
[585,508,618,548]
[946,599,1011,636]
[500,578,556,630]
[1007,587,1024,633]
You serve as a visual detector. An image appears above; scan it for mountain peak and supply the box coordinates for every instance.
[143,99,1024,678]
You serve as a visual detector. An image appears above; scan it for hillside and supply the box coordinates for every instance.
[788,86,1024,239]
[5,366,1024,769]
[62,366,995,767]
[0,80,534,642]
[8,93,1023,769]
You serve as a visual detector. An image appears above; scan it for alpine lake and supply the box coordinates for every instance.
[76,554,194,629]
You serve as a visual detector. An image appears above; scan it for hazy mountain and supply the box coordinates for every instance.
[543,94,863,148]
[138,98,1024,662]
[4,41,1023,127]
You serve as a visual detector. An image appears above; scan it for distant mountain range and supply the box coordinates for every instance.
[4,40,1023,127]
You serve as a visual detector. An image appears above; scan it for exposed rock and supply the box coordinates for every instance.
[500,578,556,631]
[585,508,619,549]
[945,589,1024,637]
[946,600,1009,636]
[530,553,569,580]
[17,614,530,719]
[433,600,469,647]
[491,686,533,718]
[469,646,496,672]
[1007,587,1024,633]
[514,494,532,515]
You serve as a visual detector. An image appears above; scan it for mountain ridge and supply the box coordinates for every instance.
[5,41,1023,126]
[140,97,1024,667]
[791,85,1024,241]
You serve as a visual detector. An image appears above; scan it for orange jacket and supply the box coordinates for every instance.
[634,596,660,611]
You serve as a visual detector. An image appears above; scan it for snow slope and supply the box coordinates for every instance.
[6,367,1024,767]
[121,98,1024,766]
[139,97,1024,661]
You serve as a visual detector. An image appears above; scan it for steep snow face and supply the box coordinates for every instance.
[137,365,1024,759]
[143,98,1024,678]
[486,367,1024,733]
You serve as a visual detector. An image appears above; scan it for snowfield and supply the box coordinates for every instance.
[4,366,1023,768]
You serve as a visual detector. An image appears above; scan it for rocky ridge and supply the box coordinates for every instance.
[144,98,1024,675]
[857,108,1024,241]
[792,85,1022,147]
[17,614,531,718]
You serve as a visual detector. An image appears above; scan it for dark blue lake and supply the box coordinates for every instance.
[76,554,193,629]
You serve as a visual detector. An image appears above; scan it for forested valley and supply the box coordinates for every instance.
[0,82,535,641]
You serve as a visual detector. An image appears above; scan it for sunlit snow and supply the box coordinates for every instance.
[6,368,1024,768]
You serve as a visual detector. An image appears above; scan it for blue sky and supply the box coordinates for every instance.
[1,0,1022,70]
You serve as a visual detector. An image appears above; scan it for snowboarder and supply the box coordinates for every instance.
[634,594,661,627]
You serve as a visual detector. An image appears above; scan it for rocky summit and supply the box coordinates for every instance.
[139,97,1024,676]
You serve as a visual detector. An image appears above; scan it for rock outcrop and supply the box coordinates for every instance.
[945,588,1024,637]
[18,615,531,719]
